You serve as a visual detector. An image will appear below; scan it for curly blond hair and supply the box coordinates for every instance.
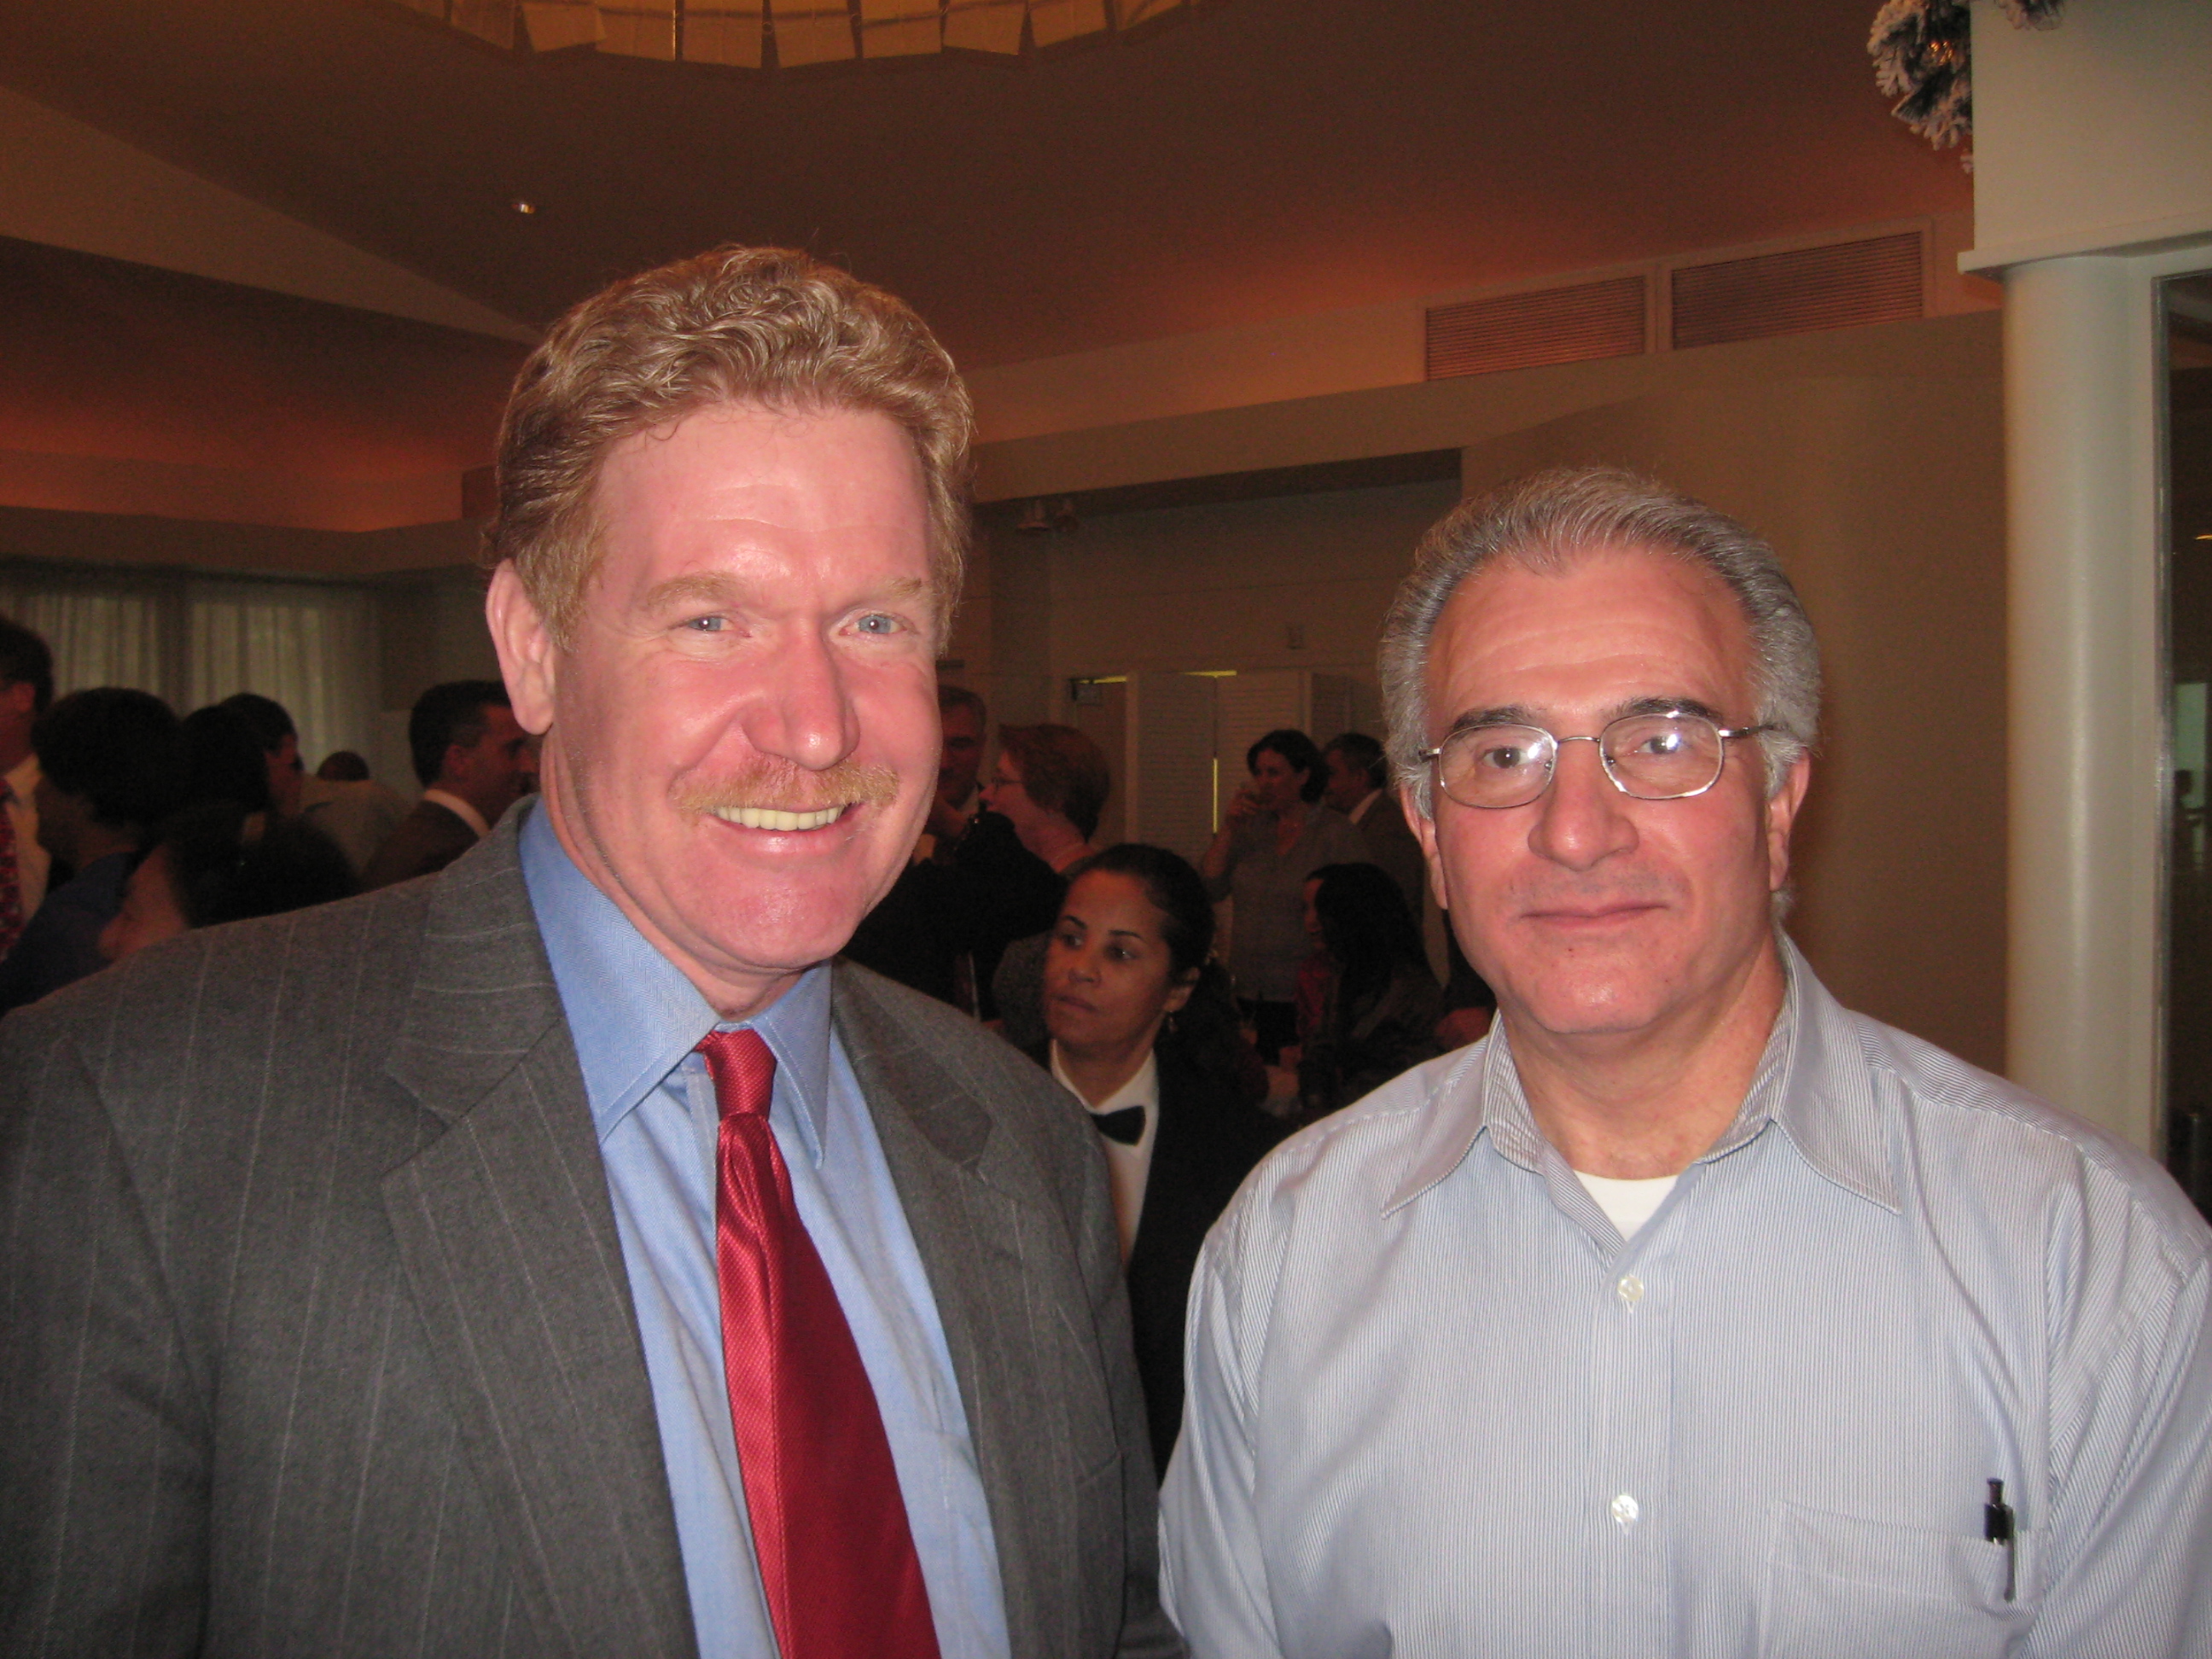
[486,245,972,646]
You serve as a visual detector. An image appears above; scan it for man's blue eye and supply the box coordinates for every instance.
[857,613,899,635]
[684,615,726,632]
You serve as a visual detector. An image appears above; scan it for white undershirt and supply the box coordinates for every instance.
[1050,1043,1157,1264]
[1575,1170,1678,1239]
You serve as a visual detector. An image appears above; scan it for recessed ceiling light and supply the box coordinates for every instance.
[512,199,536,215]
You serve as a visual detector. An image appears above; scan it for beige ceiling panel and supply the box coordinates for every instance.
[521,1,606,49]
[943,0,1024,54]
[860,0,942,57]
[1031,0,1108,48]
[684,2,767,66]
[773,0,858,64]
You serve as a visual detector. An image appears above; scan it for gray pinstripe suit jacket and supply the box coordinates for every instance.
[0,814,1180,1659]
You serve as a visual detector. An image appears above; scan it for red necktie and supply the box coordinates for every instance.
[0,783,23,959]
[696,1028,941,1659]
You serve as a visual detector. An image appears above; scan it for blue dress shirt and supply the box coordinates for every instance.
[520,804,1010,1659]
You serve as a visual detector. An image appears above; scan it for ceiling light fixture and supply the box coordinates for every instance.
[395,0,1193,69]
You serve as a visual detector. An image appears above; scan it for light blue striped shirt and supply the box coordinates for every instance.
[1162,940,2212,1657]
[520,804,1010,1659]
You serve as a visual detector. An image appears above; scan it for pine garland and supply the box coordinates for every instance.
[1869,0,2066,159]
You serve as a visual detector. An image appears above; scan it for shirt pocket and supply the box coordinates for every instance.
[1758,1502,2036,1659]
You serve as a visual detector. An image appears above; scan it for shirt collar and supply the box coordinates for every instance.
[421,787,490,839]
[1384,935,1898,1215]
[518,800,836,1161]
[1048,1043,1161,1117]
[1348,789,1381,824]
[3,752,37,804]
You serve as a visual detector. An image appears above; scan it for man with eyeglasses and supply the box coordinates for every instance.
[1161,467,2212,1656]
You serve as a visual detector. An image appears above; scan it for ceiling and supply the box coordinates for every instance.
[0,234,521,477]
[0,0,1970,371]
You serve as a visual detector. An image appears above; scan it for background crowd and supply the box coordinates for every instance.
[0,614,536,1017]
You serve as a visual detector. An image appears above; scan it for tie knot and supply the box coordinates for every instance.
[696,1027,777,1121]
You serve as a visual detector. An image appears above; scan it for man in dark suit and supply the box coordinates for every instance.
[362,679,536,889]
[2,247,1179,1658]
[1322,731,1427,919]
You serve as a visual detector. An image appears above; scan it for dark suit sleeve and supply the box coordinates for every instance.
[1,1010,211,1657]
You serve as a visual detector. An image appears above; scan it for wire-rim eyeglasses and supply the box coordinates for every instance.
[1419,710,1775,811]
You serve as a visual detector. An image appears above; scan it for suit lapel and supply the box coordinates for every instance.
[831,967,1086,1658]
[381,819,697,1659]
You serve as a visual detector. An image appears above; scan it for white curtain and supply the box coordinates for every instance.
[188,583,379,766]
[0,579,166,698]
[0,567,381,769]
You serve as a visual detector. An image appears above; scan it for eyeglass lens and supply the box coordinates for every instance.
[1438,713,1727,808]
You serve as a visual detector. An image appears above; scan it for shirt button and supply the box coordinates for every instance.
[1610,1493,1641,1528]
[1616,1273,1644,1306]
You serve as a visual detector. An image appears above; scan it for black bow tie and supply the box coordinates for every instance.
[1091,1105,1147,1145]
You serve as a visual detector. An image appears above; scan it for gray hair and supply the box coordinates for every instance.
[1380,467,1820,818]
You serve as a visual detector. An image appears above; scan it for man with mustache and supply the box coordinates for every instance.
[2,248,1179,1659]
[1161,468,2212,1656]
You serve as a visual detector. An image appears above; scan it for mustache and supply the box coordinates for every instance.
[672,758,902,816]
[1508,872,1676,911]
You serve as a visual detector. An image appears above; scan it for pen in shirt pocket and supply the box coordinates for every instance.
[1985,1478,2017,1603]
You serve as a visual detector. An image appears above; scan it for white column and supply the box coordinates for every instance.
[2002,255,2163,1150]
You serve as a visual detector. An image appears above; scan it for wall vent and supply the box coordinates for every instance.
[1670,232,1923,351]
[1425,275,1648,381]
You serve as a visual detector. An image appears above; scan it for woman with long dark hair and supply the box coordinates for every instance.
[1034,842,1278,1470]
[1296,860,1445,1120]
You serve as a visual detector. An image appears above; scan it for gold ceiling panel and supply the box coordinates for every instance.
[1029,0,1107,48]
[598,0,677,57]
[942,0,1025,55]
[402,0,1203,68]
[772,0,857,65]
[448,0,520,49]
[859,0,943,57]
[521,1,606,49]
[685,0,767,66]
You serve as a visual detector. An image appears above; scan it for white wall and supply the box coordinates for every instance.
[1971,0,2212,262]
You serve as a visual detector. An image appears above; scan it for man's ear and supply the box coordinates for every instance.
[1764,752,1813,894]
[1402,780,1450,911]
[486,563,557,736]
